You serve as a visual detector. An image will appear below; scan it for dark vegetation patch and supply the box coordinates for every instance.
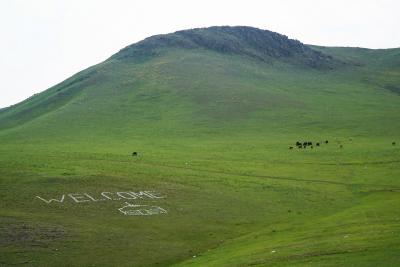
[0,217,66,248]
[384,84,400,95]
[111,26,343,69]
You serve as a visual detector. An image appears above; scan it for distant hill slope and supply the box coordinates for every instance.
[0,26,399,142]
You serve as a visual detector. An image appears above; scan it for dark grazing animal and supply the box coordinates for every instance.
[289,146,293,149]
[132,152,138,156]
[393,142,396,146]
[296,141,301,146]
[308,142,312,146]
[303,142,307,146]
[325,140,329,144]
[316,142,320,146]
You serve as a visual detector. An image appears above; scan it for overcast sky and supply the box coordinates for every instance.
[1,0,399,108]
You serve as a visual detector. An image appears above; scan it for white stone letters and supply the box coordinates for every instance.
[101,192,118,200]
[68,193,90,203]
[36,190,167,216]
[84,193,106,202]
[36,195,65,204]
[117,192,137,199]
[118,202,168,216]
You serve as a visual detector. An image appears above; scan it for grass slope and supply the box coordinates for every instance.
[0,27,399,266]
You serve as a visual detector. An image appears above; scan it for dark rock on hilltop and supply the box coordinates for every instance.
[111,26,343,69]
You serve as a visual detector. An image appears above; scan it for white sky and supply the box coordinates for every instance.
[0,0,399,108]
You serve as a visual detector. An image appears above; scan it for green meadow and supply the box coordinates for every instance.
[0,27,399,266]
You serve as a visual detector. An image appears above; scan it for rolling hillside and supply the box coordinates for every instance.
[0,26,400,266]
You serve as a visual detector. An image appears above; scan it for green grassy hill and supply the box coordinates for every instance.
[0,26,399,266]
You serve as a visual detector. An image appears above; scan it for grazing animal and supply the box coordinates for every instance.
[316,142,320,146]
[308,142,312,146]
[339,145,343,149]
[289,146,293,149]
[311,146,314,149]
[325,140,329,144]
[303,142,307,146]
[132,152,138,156]
[296,141,301,146]
[393,142,396,146]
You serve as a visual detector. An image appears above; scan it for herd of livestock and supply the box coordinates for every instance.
[289,140,396,150]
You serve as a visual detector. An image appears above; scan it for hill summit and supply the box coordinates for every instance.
[112,26,339,68]
[1,25,399,138]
